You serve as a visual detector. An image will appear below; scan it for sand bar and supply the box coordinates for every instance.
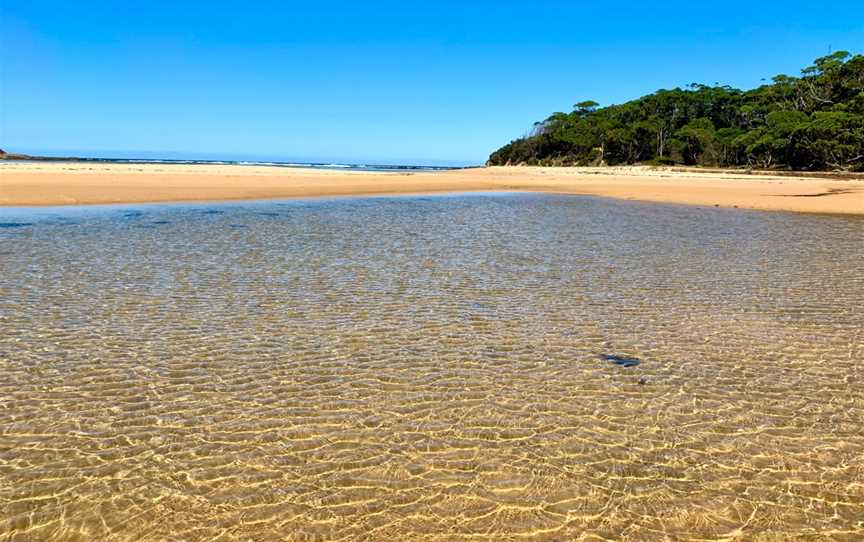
[1,162,862,215]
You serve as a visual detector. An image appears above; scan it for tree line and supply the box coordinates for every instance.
[488,52,864,171]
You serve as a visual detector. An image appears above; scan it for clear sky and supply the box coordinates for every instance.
[1,1,862,165]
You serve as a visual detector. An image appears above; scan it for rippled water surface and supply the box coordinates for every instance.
[1,194,863,541]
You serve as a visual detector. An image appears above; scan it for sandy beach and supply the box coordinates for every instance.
[1,161,862,215]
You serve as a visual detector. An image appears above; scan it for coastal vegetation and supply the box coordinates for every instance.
[488,52,864,171]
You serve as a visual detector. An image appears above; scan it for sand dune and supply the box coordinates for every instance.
[1,162,862,215]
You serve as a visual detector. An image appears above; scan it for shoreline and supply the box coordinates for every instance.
[1,162,862,215]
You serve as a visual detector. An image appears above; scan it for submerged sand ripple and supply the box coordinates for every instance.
[0,194,862,540]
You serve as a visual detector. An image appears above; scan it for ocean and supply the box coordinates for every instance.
[2,156,469,173]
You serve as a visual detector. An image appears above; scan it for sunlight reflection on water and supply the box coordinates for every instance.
[1,194,862,540]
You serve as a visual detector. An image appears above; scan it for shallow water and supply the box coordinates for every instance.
[1,194,862,541]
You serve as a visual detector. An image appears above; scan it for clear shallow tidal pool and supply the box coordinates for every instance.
[1,194,863,541]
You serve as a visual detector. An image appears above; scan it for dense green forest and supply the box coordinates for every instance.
[488,52,864,171]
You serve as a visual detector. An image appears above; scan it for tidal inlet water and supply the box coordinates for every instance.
[1,193,862,541]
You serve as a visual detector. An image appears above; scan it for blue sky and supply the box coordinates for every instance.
[1,1,862,165]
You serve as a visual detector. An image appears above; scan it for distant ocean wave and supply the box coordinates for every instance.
[26,157,468,172]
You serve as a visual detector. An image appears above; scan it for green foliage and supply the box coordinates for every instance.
[488,53,864,171]
[676,118,717,165]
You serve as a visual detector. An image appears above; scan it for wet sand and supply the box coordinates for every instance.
[2,162,863,214]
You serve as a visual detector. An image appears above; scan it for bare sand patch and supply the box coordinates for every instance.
[1,162,862,214]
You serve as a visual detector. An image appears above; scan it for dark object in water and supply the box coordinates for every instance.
[152,220,170,225]
[0,222,33,228]
[600,354,640,368]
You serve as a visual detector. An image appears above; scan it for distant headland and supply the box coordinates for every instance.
[0,149,33,160]
[0,149,82,161]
